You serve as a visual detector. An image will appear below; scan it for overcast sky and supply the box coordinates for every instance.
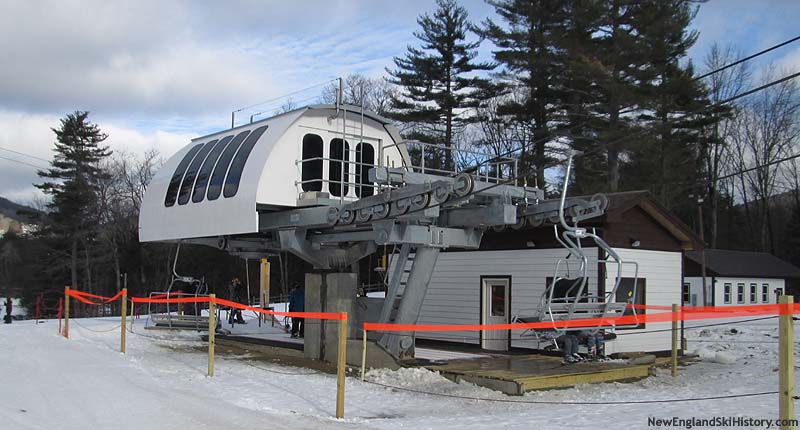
[1,0,798,204]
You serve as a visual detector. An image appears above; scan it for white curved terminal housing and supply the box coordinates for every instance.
[139,105,409,242]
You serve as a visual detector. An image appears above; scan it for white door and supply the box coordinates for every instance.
[481,278,510,351]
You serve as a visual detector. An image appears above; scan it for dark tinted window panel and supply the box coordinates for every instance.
[207,129,258,200]
[191,136,234,203]
[177,139,219,205]
[164,144,204,207]
[301,134,323,192]
[223,125,269,198]
[355,142,374,197]
[191,134,236,202]
[329,138,349,197]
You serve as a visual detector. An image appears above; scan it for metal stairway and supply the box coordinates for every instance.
[377,244,439,360]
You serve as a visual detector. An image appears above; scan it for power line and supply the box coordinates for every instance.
[0,146,50,162]
[694,34,800,81]
[575,70,800,163]
[465,35,800,164]
[233,78,338,113]
[405,70,800,217]
[714,70,800,107]
[0,155,48,170]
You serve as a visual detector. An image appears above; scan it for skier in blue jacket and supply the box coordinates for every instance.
[289,282,305,338]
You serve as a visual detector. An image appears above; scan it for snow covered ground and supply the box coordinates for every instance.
[0,315,796,429]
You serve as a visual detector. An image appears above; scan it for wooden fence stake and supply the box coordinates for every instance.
[361,327,368,382]
[671,303,678,377]
[208,294,216,377]
[120,289,127,354]
[779,295,794,430]
[64,287,70,339]
[336,312,347,419]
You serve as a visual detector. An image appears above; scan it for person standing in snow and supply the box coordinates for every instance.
[227,277,246,324]
[4,297,12,324]
[288,282,305,338]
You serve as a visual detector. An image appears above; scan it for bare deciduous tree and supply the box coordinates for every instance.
[727,67,800,252]
[702,43,752,247]
[321,74,397,116]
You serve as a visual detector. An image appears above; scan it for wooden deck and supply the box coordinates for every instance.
[426,354,667,395]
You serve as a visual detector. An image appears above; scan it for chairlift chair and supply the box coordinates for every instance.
[512,153,641,344]
[146,244,212,330]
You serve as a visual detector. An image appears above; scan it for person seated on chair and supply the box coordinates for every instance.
[289,282,305,338]
[227,277,246,324]
[556,331,581,363]
[578,330,606,358]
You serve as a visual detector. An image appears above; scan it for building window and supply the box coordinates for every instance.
[491,284,506,317]
[723,283,731,304]
[750,283,757,303]
[224,125,268,198]
[615,278,646,329]
[207,130,252,200]
[682,283,690,304]
[165,144,204,207]
[178,139,219,205]
[301,134,323,192]
[191,136,233,203]
[737,283,744,304]
[355,142,375,197]
[329,138,349,197]
[762,284,769,303]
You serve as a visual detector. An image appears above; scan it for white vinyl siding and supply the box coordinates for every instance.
[607,249,680,353]
[415,248,599,346]
[415,247,680,354]
[685,277,784,306]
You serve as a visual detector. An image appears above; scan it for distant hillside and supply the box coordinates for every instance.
[0,197,39,224]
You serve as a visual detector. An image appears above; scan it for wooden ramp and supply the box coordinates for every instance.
[425,354,665,395]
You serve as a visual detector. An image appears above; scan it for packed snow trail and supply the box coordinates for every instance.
[0,320,360,430]
[0,317,796,429]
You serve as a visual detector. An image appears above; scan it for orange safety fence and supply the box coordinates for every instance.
[66,289,125,305]
[214,297,346,321]
[65,288,345,321]
[364,303,796,333]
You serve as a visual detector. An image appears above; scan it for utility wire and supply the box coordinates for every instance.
[402,71,800,220]
[459,63,800,180]
[0,146,50,162]
[694,35,800,81]
[0,155,48,170]
[233,78,338,113]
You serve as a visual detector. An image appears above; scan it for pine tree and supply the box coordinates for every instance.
[35,111,111,290]
[623,0,710,211]
[388,0,495,172]
[481,0,572,187]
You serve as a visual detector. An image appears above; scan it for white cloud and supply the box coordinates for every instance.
[0,111,193,203]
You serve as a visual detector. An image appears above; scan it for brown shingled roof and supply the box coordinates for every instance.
[685,249,800,279]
